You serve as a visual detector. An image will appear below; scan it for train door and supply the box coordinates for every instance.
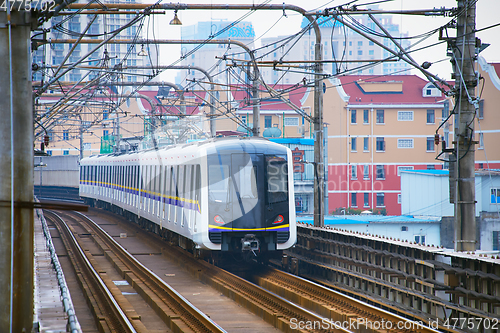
[176,166,185,226]
[139,165,144,212]
[126,165,130,206]
[168,166,175,223]
[151,165,155,216]
[230,154,263,230]
[184,165,193,229]
[156,165,161,218]
[193,165,201,231]
[146,165,153,213]
[134,165,139,208]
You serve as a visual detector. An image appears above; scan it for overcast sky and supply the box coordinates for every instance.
[150,0,499,82]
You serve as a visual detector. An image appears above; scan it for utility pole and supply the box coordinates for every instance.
[451,0,477,251]
[0,7,34,332]
[313,43,324,227]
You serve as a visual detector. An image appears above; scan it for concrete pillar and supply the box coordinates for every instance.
[0,9,34,332]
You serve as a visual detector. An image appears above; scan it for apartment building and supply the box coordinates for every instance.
[32,1,153,84]
[176,20,256,86]
[258,11,411,84]
[476,56,500,171]
[322,75,448,215]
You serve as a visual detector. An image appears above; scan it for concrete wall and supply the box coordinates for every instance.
[34,155,79,187]
[401,170,455,216]
[479,212,500,251]
[331,222,441,246]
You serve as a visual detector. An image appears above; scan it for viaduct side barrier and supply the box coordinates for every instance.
[288,223,500,329]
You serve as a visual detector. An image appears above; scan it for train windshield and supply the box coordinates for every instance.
[266,155,288,204]
[235,160,258,199]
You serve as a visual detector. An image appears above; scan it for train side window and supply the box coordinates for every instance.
[139,165,143,196]
[156,165,161,197]
[195,165,201,213]
[179,165,185,201]
[266,155,288,204]
[164,166,170,199]
[208,165,230,203]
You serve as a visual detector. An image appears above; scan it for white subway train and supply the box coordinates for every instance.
[79,137,296,260]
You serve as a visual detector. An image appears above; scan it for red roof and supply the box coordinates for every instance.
[492,63,500,76]
[338,75,447,105]
[232,84,309,111]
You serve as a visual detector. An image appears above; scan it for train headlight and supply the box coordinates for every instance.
[214,215,225,224]
[273,215,284,224]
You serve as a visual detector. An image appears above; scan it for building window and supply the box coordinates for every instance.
[376,137,385,152]
[376,165,385,179]
[351,137,357,152]
[397,138,414,149]
[358,41,363,46]
[493,231,500,251]
[491,189,500,203]
[363,165,369,180]
[351,193,357,207]
[368,50,374,56]
[358,50,363,56]
[241,115,247,124]
[363,109,369,124]
[398,194,402,204]
[363,137,369,151]
[284,117,299,126]
[351,109,356,124]
[103,130,109,137]
[414,235,426,244]
[427,165,435,170]
[397,166,414,176]
[401,225,408,231]
[264,116,272,128]
[364,193,369,207]
[103,109,109,120]
[295,195,308,213]
[426,137,435,151]
[427,109,435,124]
[351,165,357,179]
[376,110,384,124]
[46,150,52,156]
[63,130,69,141]
[479,133,484,149]
[376,193,385,207]
[369,41,374,46]
[63,150,69,155]
[397,110,414,121]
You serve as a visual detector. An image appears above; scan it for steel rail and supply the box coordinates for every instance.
[93,209,353,332]
[45,211,137,333]
[256,267,442,333]
[73,211,226,333]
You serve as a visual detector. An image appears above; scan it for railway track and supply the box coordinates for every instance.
[248,267,441,333]
[45,210,139,332]
[45,210,224,333]
[88,208,440,333]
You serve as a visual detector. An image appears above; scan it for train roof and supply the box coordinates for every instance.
[80,136,289,164]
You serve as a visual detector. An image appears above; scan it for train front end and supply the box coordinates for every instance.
[205,138,296,260]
